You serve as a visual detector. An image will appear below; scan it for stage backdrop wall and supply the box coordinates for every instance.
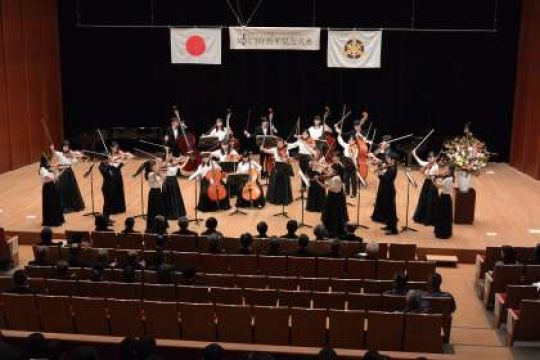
[510,0,540,179]
[0,0,63,174]
[58,0,521,161]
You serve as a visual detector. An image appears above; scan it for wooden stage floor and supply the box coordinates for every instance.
[1,160,540,253]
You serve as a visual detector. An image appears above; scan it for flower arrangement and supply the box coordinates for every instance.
[443,126,489,176]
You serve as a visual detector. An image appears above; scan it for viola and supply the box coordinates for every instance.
[241,167,262,202]
[206,169,228,202]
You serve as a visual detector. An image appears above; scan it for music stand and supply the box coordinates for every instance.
[83,162,99,217]
[131,161,148,220]
[256,135,280,147]
[354,173,369,230]
[273,162,294,218]
[189,174,204,225]
[199,136,219,151]
[401,168,419,233]
[296,176,312,229]
[227,173,250,216]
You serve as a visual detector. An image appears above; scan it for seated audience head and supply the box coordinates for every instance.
[318,347,338,360]
[362,350,387,360]
[153,215,168,234]
[205,217,218,231]
[178,216,189,230]
[95,214,110,231]
[298,234,310,249]
[208,233,223,253]
[269,237,281,255]
[330,240,341,256]
[286,220,298,236]
[124,217,135,232]
[96,249,109,266]
[122,265,136,283]
[13,269,28,288]
[406,289,424,313]
[314,224,327,240]
[500,245,517,264]
[240,232,253,251]
[256,221,268,237]
[182,267,196,284]
[34,246,49,264]
[90,264,104,281]
[56,260,70,279]
[393,272,409,294]
[202,343,224,360]
[365,242,380,260]
[40,227,54,245]
[430,272,443,292]
[23,332,59,359]
[157,263,174,284]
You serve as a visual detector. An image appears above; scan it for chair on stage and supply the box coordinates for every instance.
[328,309,366,349]
[243,288,279,306]
[215,304,253,343]
[143,283,176,301]
[179,302,216,341]
[406,261,437,281]
[317,257,347,278]
[366,311,404,351]
[176,285,210,303]
[91,231,118,249]
[290,307,327,347]
[346,259,377,279]
[389,243,417,261]
[347,293,382,311]
[312,291,347,310]
[252,306,289,345]
[229,254,258,274]
[169,235,198,252]
[36,295,74,333]
[1,293,40,331]
[71,296,109,335]
[143,300,180,339]
[376,260,406,280]
[107,298,144,337]
[259,255,287,276]
[403,313,444,353]
[288,256,316,277]
[210,287,243,305]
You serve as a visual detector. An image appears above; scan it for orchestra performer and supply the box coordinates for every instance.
[235,152,265,208]
[434,167,454,239]
[292,130,317,176]
[306,148,327,212]
[412,149,440,226]
[307,115,333,141]
[162,151,188,220]
[211,140,239,162]
[345,111,369,140]
[371,152,399,235]
[98,141,132,217]
[51,141,85,213]
[261,139,296,205]
[318,164,348,237]
[40,155,65,227]
[244,116,278,178]
[144,160,165,232]
[164,116,183,156]
[335,126,360,198]
[188,152,231,212]
[206,118,232,143]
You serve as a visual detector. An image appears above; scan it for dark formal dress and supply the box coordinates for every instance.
[162,166,186,220]
[235,161,266,208]
[322,175,349,237]
[99,162,126,216]
[40,167,65,227]
[165,126,182,157]
[413,178,439,225]
[54,151,85,213]
[306,168,326,212]
[146,172,165,232]
[266,147,294,206]
[371,164,398,231]
[434,176,454,239]
[190,163,231,212]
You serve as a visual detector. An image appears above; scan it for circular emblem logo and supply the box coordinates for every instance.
[344,39,364,59]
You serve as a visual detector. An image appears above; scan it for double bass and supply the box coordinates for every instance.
[225,108,241,151]
[173,106,201,173]
[263,108,276,175]
[355,112,370,181]
[322,106,337,161]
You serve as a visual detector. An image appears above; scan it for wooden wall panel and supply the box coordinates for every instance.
[0,0,62,174]
[510,0,540,179]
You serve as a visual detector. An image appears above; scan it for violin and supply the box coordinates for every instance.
[241,166,262,202]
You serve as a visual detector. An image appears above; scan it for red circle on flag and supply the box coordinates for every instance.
[185,35,206,57]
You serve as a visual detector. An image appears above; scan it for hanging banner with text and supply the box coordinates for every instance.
[327,30,382,68]
[229,27,321,51]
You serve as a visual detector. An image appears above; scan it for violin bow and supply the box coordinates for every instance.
[244,109,252,133]
[133,148,160,160]
[413,129,435,153]
[39,117,54,146]
[285,117,300,142]
[138,139,170,151]
[96,129,110,155]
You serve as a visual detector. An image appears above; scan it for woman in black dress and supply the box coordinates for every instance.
[371,153,399,235]
[434,167,454,239]
[412,150,439,225]
[188,153,231,212]
[319,165,349,237]
[262,139,294,205]
[98,142,133,217]
[235,152,265,208]
[52,141,85,213]
[306,149,327,212]
[40,155,65,227]
[145,160,165,232]
[162,152,187,220]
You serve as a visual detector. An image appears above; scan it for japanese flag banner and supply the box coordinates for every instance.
[170,28,222,65]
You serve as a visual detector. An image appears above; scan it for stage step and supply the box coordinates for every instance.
[426,254,458,267]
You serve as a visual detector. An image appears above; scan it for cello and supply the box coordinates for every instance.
[241,164,262,203]
[206,162,228,203]
[173,106,201,174]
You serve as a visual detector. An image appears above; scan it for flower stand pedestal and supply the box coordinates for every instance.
[454,187,476,224]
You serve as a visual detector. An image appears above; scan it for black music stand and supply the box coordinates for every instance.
[131,161,149,219]
[354,173,369,230]
[199,136,219,151]
[401,169,419,233]
[82,162,99,217]
[272,162,294,219]
[227,173,250,216]
[296,182,312,229]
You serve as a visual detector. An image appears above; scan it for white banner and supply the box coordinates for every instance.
[229,27,321,51]
[170,28,221,65]
[327,30,382,68]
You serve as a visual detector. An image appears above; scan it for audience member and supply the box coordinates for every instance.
[238,233,254,254]
[207,233,224,253]
[28,246,51,266]
[427,273,457,313]
[255,221,269,238]
[55,260,72,279]
[405,289,429,313]
[95,248,111,268]
[22,332,60,359]
[201,217,223,237]
[281,220,299,239]
[122,265,136,283]
[89,264,104,282]
[291,234,314,257]
[172,216,198,236]
[534,243,540,265]
[121,217,138,234]
[157,263,174,284]
[181,267,203,286]
[202,343,224,360]
[362,242,380,260]
[151,215,169,235]
[363,350,388,360]
[124,250,144,270]
[37,227,55,246]
[67,243,89,268]
[496,245,517,266]
[384,272,409,295]
[313,224,328,241]
[148,248,165,270]
[266,237,282,256]
[339,222,363,242]
[69,345,100,360]
[95,214,113,232]
[318,347,338,360]
[6,269,38,294]
[323,240,341,258]
[0,227,12,271]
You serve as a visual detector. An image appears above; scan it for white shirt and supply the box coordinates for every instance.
[308,126,324,140]
[236,160,262,174]
[337,135,359,160]
[413,151,439,178]
[188,162,221,180]
[147,172,163,189]
[172,128,179,139]
[166,165,180,177]
[327,175,344,193]
[439,176,454,195]
[54,151,77,166]
[267,145,295,163]
[290,140,315,156]
[40,167,56,183]
[211,149,239,162]
[208,128,228,142]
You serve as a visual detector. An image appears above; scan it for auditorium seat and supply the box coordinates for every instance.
[389,243,417,261]
[338,241,365,258]
[143,270,158,284]
[363,279,394,294]
[425,296,455,343]
[91,231,118,248]
[259,255,287,276]
[144,283,176,301]
[403,313,444,353]
[65,230,91,244]
[78,280,111,298]
[109,282,143,300]
[236,274,267,289]
[330,278,363,294]
[312,291,346,310]
[366,311,404,351]
[222,237,241,253]
[46,278,78,296]
[107,299,144,337]
[200,253,229,273]
[317,257,346,278]
[71,297,108,335]
[483,264,525,307]
[204,273,236,288]
[310,240,332,255]
[0,276,13,292]
[252,306,289,345]
[297,277,330,292]
[506,299,540,345]
[210,287,243,304]
[523,264,540,284]
[243,288,279,306]
[347,293,382,311]
[117,233,144,250]
[144,234,168,250]
[346,259,376,279]
[143,300,180,339]
[475,246,500,283]
[28,278,47,294]
[288,256,316,277]
[215,304,253,343]
[1,293,40,331]
[279,290,311,308]
[381,294,407,312]
[25,265,56,279]
[376,260,406,280]
[328,309,366,349]
[267,276,299,290]
[169,235,198,252]
[229,254,258,274]
[290,307,327,347]
[36,295,74,333]
[494,285,539,328]
[32,244,60,264]
[176,285,210,303]
[405,261,436,281]
[179,302,216,341]
[173,252,200,271]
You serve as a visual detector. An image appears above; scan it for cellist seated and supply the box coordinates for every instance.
[235,152,265,209]
[188,152,231,212]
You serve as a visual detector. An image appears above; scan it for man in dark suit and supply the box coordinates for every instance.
[244,116,279,178]
[164,117,182,156]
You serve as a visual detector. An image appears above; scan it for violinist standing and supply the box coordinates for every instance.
[371,153,399,235]
[335,126,360,198]
[318,164,349,237]
[292,130,317,177]
[98,141,133,217]
[306,148,327,212]
[145,160,166,232]
[244,116,278,179]
[235,152,265,209]
[162,151,188,220]
[188,152,231,212]
[261,139,296,205]
[308,116,333,152]
[40,155,65,227]
[412,150,440,226]
[51,141,85,213]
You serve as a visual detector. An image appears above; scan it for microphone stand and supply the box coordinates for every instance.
[189,173,204,225]
[354,174,369,230]
[401,168,419,233]
[297,186,312,229]
[82,162,99,217]
[131,161,147,219]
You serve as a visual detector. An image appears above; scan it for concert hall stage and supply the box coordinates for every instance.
[1,160,539,261]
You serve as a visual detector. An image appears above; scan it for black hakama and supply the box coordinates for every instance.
[413,178,439,225]
[146,188,165,231]
[57,167,85,213]
[306,171,326,212]
[42,182,65,227]
[99,162,126,216]
[236,180,266,208]
[371,166,398,229]
[322,191,349,236]
[266,163,293,205]
[434,194,453,239]
[162,176,186,220]
[197,178,231,212]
